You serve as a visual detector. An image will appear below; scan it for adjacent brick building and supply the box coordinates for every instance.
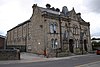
[0,35,5,49]
[7,4,92,57]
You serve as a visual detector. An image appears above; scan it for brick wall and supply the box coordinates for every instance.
[0,37,5,49]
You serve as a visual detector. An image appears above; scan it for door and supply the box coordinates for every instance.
[69,39,74,53]
[84,40,87,52]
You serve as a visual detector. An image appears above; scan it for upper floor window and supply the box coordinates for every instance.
[50,24,54,33]
[73,25,78,34]
[49,23,57,33]
[63,31,68,40]
[84,28,88,35]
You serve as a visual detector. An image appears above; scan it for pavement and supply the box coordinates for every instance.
[0,52,95,65]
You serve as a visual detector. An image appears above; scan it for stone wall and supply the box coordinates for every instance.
[0,49,20,60]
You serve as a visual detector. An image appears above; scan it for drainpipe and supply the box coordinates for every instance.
[59,15,62,51]
[44,19,47,57]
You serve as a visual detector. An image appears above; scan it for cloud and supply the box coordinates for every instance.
[0,0,13,6]
[83,0,100,13]
[82,12,100,37]
[0,30,5,35]
[0,0,99,37]
[0,0,35,36]
[91,32,100,37]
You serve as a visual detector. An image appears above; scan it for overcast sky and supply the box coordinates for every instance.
[0,0,100,38]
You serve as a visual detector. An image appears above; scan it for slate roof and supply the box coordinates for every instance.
[0,35,5,39]
[39,7,60,15]
[7,20,30,32]
[7,4,90,32]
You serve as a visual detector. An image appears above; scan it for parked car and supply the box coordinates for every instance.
[96,48,100,55]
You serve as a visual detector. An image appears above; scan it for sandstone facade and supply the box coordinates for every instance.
[7,4,92,57]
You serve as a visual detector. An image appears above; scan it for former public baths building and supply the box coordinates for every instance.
[7,4,92,57]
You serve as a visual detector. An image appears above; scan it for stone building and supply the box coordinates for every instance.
[7,4,92,57]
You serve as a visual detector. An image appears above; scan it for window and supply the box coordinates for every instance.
[54,23,57,33]
[76,39,79,48]
[50,24,54,33]
[51,38,58,49]
[55,39,58,48]
[51,38,54,48]
[73,25,78,34]
[50,23,57,33]
[73,27,76,34]
[76,27,78,34]
[63,31,68,40]
[84,28,87,35]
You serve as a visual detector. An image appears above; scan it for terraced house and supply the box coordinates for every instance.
[7,4,92,57]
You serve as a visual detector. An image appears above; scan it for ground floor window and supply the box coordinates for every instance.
[76,39,79,48]
[51,38,58,49]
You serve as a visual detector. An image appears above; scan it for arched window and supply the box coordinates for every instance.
[73,27,75,34]
[51,38,58,49]
[54,39,58,48]
[53,23,57,33]
[84,28,87,35]
[73,25,78,34]
[50,24,54,33]
[76,26,78,34]
[49,22,57,33]
[76,39,79,48]
[51,38,54,48]
[63,31,68,40]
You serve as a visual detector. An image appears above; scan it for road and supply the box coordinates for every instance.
[0,54,100,67]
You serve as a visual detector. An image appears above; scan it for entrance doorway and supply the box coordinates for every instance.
[84,40,87,52]
[69,39,74,53]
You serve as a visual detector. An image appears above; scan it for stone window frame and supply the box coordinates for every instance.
[63,30,68,40]
[84,28,88,36]
[51,38,58,49]
[49,22,58,34]
[76,39,79,48]
[73,25,78,35]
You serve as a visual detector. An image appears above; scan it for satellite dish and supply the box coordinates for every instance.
[62,6,68,16]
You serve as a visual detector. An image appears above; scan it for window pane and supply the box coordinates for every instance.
[54,24,57,33]
[51,38,54,48]
[50,24,54,33]
[54,39,58,48]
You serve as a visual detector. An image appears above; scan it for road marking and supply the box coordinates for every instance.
[75,61,100,67]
